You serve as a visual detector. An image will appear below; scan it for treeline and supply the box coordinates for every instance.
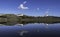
[19,16,60,23]
[0,14,60,24]
[0,14,19,23]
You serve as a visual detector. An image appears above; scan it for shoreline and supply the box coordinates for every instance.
[0,14,60,24]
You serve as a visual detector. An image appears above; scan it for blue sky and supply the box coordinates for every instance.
[0,0,60,16]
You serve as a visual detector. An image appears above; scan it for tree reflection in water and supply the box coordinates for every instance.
[0,22,60,26]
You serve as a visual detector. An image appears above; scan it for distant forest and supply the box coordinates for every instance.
[0,14,60,24]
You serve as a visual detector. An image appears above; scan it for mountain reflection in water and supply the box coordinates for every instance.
[0,23,60,37]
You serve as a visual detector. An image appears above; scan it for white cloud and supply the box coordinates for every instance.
[37,8,39,10]
[18,1,29,10]
[23,1,27,4]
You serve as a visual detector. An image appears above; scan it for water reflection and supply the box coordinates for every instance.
[0,23,60,37]
[43,23,49,28]
[18,30,29,36]
[0,22,60,26]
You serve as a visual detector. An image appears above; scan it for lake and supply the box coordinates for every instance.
[0,23,60,37]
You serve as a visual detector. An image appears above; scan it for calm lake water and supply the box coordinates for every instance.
[0,23,60,37]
